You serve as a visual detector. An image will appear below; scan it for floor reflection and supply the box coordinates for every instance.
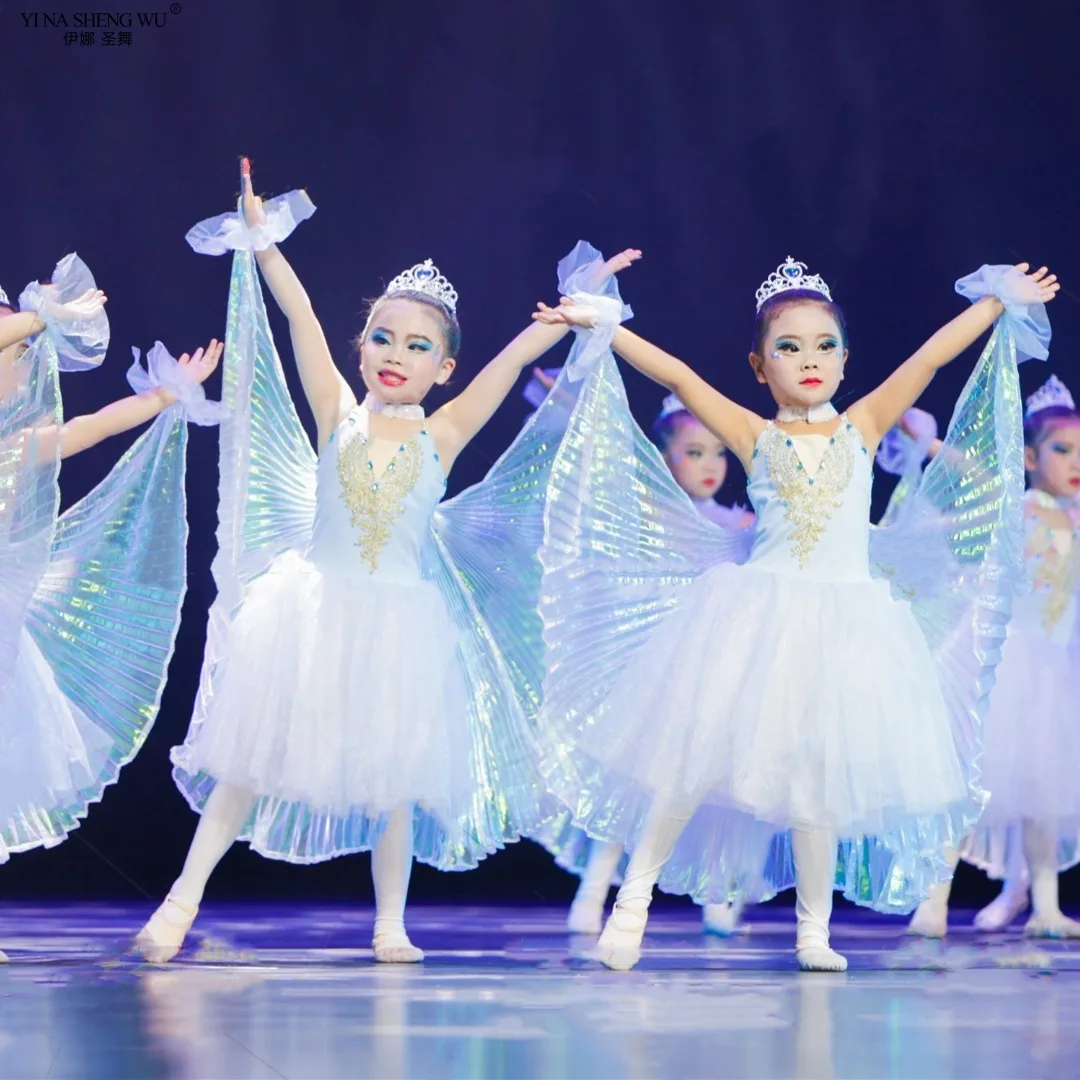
[0,903,1078,1079]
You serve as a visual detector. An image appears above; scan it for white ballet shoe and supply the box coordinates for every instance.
[973,888,1029,932]
[702,899,746,937]
[907,899,948,939]
[566,895,605,935]
[597,901,647,971]
[134,896,198,964]
[0,948,8,964]
[372,918,424,964]
[796,944,848,972]
[1024,912,1080,939]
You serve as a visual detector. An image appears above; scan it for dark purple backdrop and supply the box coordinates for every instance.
[1,0,1078,909]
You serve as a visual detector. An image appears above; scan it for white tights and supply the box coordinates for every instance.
[604,800,841,965]
[169,783,417,942]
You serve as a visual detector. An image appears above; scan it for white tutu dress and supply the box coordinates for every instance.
[537,275,1041,913]
[175,405,479,857]
[963,490,1080,877]
[174,198,577,869]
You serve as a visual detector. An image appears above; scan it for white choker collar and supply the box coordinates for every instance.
[1028,488,1071,511]
[775,402,838,424]
[363,393,425,421]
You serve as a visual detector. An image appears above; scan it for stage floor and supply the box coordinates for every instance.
[1,903,1078,1078]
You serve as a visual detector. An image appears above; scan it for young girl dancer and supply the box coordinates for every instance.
[555,393,754,936]
[0,259,221,962]
[137,166,633,964]
[533,255,1056,970]
[908,374,1080,938]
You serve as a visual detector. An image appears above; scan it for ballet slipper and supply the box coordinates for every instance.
[566,895,605,935]
[1025,912,1080,939]
[134,896,198,964]
[973,888,1029,932]
[702,899,747,937]
[372,918,424,964]
[597,900,647,971]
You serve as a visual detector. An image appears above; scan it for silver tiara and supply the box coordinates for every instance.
[659,392,690,419]
[755,256,831,312]
[1025,374,1075,418]
[385,259,458,313]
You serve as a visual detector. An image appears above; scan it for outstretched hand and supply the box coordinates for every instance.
[240,157,267,229]
[532,296,600,329]
[533,247,642,328]
[1013,263,1060,303]
[178,338,223,384]
[47,287,107,323]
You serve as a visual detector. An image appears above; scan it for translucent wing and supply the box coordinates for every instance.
[210,248,317,612]
[849,321,1029,908]
[26,407,190,775]
[0,336,61,697]
[537,352,754,827]
[182,245,318,785]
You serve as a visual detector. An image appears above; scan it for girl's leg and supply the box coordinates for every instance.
[907,845,960,939]
[974,824,1030,931]
[371,804,423,963]
[1023,818,1080,938]
[567,840,624,934]
[597,801,694,971]
[135,781,254,963]
[792,826,846,971]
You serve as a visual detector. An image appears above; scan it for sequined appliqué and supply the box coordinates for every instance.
[1027,516,1080,633]
[763,421,855,567]
[336,430,423,571]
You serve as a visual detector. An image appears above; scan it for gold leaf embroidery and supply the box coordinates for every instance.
[336,431,423,572]
[761,422,855,567]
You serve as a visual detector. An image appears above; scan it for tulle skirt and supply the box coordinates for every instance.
[172,551,475,865]
[540,561,974,908]
[963,627,1080,877]
[0,629,115,861]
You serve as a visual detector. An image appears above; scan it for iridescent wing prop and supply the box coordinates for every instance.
[175,236,318,809]
[26,406,190,789]
[0,336,61,697]
[536,350,754,856]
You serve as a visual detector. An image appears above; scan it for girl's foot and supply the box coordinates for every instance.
[0,948,8,963]
[372,917,424,964]
[702,899,746,937]
[908,898,948,939]
[566,896,605,935]
[134,896,199,964]
[597,901,647,971]
[1025,912,1080,939]
[973,888,1029,932]
[796,944,848,972]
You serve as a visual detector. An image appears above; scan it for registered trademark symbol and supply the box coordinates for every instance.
[170,3,182,13]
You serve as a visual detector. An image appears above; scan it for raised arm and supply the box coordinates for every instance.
[849,263,1058,449]
[41,340,221,460]
[535,285,764,469]
[242,160,352,442]
[608,327,765,468]
[429,321,571,469]
[0,312,44,352]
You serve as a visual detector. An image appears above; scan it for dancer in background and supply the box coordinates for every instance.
[908,374,1080,938]
[0,258,221,962]
[532,256,1056,970]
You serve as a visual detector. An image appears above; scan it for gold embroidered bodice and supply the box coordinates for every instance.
[744,417,873,581]
[307,406,446,582]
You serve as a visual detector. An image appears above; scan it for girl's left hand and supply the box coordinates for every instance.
[178,339,223,384]
[533,296,599,329]
[47,287,108,322]
[1014,263,1060,303]
[600,248,642,278]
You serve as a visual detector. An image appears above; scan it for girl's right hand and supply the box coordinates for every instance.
[533,296,602,329]
[46,287,108,323]
[240,157,267,229]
